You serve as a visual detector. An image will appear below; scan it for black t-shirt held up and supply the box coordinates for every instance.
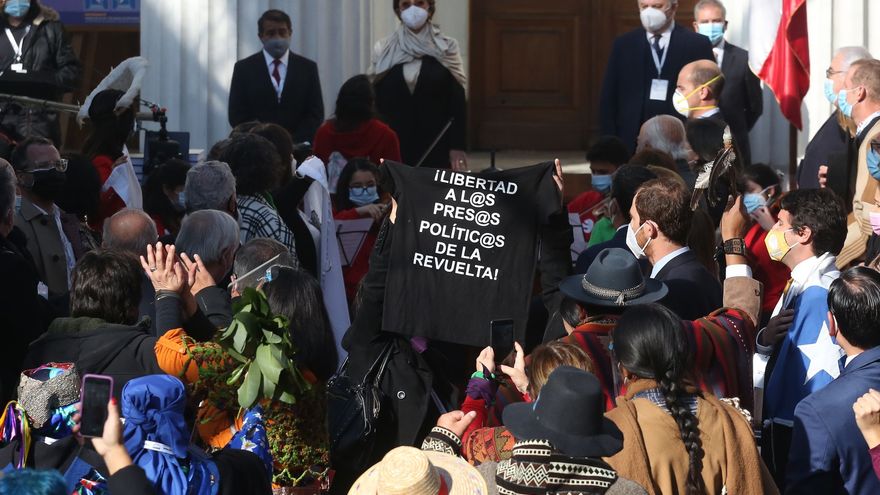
[383,161,560,347]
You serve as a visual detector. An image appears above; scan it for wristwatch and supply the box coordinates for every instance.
[723,238,746,256]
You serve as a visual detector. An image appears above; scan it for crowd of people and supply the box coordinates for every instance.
[3,0,880,494]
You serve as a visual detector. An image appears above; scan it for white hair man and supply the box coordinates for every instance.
[800,46,873,190]
[636,115,694,186]
[599,0,714,153]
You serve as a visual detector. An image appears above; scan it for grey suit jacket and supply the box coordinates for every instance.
[14,197,83,295]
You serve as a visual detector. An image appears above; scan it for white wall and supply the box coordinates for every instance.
[140,0,470,152]
[724,0,879,173]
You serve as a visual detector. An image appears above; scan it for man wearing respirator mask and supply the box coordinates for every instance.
[599,0,714,154]
[674,59,725,122]
[692,0,762,167]
[0,0,81,147]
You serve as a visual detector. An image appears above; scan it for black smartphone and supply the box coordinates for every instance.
[490,319,515,363]
[80,374,114,438]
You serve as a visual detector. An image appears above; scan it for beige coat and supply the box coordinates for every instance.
[838,120,880,268]
[605,379,778,495]
[14,197,84,295]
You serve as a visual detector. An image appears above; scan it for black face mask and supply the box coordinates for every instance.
[30,170,66,200]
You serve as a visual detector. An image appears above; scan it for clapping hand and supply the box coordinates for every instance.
[140,242,188,294]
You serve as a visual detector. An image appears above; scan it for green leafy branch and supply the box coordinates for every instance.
[217,287,311,409]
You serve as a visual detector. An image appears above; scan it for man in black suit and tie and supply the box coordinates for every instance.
[693,0,763,167]
[626,176,722,320]
[600,0,714,154]
[228,10,324,144]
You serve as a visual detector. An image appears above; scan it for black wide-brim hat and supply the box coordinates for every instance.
[559,247,667,307]
[503,366,623,458]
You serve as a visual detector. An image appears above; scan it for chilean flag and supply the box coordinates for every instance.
[748,0,810,130]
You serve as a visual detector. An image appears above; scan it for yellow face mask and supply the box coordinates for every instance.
[673,74,723,116]
[765,228,795,262]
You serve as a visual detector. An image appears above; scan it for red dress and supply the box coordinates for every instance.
[313,119,401,165]
[89,154,127,231]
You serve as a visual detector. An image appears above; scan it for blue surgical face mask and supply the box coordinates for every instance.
[838,89,854,118]
[743,193,766,214]
[592,174,612,193]
[14,194,20,213]
[4,0,29,17]
[697,22,725,46]
[824,79,838,105]
[868,148,880,181]
[350,186,379,206]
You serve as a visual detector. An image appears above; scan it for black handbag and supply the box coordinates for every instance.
[326,341,394,454]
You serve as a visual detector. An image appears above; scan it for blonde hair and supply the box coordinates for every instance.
[526,342,593,398]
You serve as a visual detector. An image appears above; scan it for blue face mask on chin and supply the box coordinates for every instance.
[4,0,29,17]
[838,89,855,118]
[592,174,612,193]
[350,186,379,206]
[697,22,725,46]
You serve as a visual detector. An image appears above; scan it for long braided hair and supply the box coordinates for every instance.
[613,303,706,495]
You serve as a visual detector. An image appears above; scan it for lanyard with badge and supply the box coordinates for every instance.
[5,25,29,73]
[649,35,670,101]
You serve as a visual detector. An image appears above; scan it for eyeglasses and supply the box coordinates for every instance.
[23,159,68,174]
[826,68,846,78]
[349,184,376,193]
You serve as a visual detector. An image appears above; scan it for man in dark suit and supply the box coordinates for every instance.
[786,267,880,494]
[626,176,722,320]
[693,0,763,167]
[799,47,872,191]
[600,0,714,153]
[228,10,323,144]
[576,165,657,274]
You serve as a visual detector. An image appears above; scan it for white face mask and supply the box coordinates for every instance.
[640,7,668,34]
[626,222,652,259]
[401,5,429,31]
[672,90,690,116]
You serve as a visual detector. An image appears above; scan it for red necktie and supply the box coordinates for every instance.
[272,59,281,87]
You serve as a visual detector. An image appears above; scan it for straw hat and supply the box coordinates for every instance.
[349,446,488,495]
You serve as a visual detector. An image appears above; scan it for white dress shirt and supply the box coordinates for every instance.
[650,245,690,278]
[645,23,674,52]
[32,202,76,288]
[262,49,290,99]
[857,110,880,137]
[713,39,726,68]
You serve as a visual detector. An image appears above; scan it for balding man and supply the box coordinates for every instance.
[800,46,873,191]
[675,59,725,122]
[693,0,762,166]
[600,0,714,153]
[102,208,158,257]
[102,208,159,333]
[838,58,880,267]
[636,115,695,187]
